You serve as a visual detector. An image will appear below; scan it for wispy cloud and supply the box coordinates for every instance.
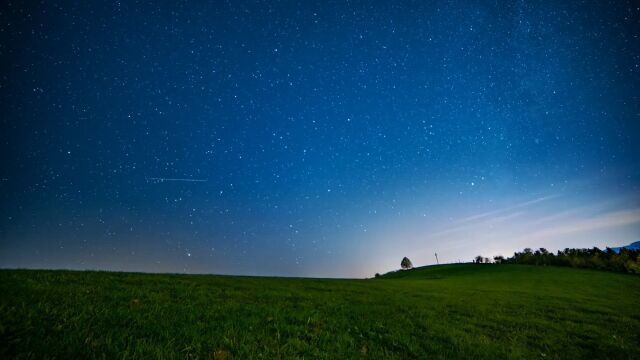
[519,208,640,243]
[430,194,558,238]
[428,192,640,253]
[456,195,560,223]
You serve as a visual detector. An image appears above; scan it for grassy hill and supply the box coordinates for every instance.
[1,264,638,359]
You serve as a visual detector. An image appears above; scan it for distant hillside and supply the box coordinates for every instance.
[612,241,640,253]
[378,262,620,280]
[379,263,490,279]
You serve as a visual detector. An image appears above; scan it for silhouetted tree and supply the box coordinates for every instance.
[401,257,413,270]
[493,255,505,264]
[474,255,484,264]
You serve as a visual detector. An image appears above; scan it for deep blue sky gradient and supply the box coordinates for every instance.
[1,1,639,277]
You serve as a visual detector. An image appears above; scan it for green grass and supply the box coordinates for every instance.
[1,264,639,359]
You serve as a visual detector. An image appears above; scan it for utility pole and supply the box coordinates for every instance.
[435,253,439,265]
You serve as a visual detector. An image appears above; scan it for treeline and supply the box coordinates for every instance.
[476,247,640,274]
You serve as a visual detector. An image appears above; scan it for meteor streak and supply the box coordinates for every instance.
[147,177,208,183]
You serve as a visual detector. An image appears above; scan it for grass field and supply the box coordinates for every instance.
[1,264,639,359]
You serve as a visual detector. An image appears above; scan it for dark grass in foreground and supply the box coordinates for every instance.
[1,265,639,359]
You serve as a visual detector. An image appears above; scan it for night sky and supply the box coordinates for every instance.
[1,1,639,277]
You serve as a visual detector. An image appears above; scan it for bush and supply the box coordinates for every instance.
[502,247,640,274]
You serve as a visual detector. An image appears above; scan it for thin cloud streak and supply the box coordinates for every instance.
[454,194,560,224]
[424,192,640,254]
[518,208,640,243]
[429,195,558,238]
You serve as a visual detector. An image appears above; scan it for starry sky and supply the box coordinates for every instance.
[1,1,639,278]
